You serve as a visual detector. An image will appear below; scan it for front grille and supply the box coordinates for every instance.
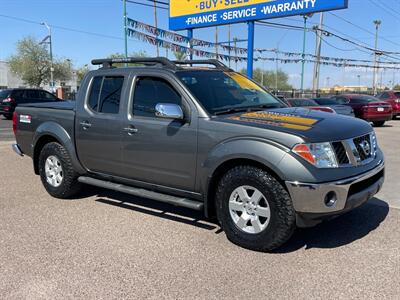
[332,141,350,165]
[353,134,372,161]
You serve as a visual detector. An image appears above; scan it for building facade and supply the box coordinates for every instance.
[0,60,78,98]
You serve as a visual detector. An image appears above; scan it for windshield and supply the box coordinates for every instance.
[314,98,339,105]
[176,71,285,114]
[0,90,11,100]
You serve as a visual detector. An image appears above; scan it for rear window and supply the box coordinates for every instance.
[351,96,380,103]
[0,90,10,100]
[394,92,400,98]
[289,99,318,107]
[314,98,339,105]
[87,76,124,114]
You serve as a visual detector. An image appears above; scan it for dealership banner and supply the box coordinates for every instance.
[169,0,348,30]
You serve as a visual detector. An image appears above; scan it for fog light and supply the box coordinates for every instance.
[324,191,337,207]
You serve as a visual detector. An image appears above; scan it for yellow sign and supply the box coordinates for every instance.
[170,0,275,17]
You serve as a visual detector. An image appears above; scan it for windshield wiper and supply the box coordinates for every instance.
[213,108,250,115]
[213,104,282,116]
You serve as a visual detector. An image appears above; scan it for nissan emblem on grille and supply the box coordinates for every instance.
[359,140,371,157]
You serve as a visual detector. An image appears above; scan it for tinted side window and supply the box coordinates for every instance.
[335,97,349,104]
[133,77,181,118]
[25,90,40,101]
[40,91,57,101]
[98,76,124,114]
[11,90,24,102]
[88,77,103,111]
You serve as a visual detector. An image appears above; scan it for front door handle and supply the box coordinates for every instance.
[80,121,92,129]
[123,126,138,135]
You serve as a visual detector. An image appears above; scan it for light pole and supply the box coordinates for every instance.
[373,20,381,95]
[357,74,361,92]
[41,22,54,91]
[153,0,159,57]
[300,14,312,95]
[123,0,128,59]
[312,13,324,96]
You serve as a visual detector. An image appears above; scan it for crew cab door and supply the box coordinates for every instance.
[120,72,198,191]
[75,73,128,175]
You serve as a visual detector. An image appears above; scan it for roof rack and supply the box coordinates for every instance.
[91,57,177,69]
[91,57,232,71]
[173,59,233,71]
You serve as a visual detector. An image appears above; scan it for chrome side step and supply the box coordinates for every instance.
[78,176,204,211]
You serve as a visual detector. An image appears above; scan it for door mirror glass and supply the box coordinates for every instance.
[155,103,184,120]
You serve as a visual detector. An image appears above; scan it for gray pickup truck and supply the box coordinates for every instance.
[12,58,385,251]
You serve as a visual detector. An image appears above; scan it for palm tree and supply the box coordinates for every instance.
[174,51,187,61]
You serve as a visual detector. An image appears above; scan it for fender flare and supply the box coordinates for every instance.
[32,121,86,174]
[199,137,291,217]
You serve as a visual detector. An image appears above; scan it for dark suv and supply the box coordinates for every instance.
[0,88,60,119]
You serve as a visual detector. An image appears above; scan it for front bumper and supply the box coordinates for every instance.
[285,160,385,227]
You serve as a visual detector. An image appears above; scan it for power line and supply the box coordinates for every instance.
[328,12,400,48]
[125,0,168,10]
[0,13,129,41]
[367,0,400,22]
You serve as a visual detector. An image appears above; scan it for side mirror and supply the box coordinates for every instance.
[155,103,184,120]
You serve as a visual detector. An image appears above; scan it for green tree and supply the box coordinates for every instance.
[76,64,90,85]
[393,84,400,90]
[9,36,72,87]
[106,51,149,67]
[174,51,187,61]
[240,68,293,91]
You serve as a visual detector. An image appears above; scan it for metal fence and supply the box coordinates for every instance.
[271,90,376,99]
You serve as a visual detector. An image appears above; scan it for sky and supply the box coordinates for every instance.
[0,0,399,89]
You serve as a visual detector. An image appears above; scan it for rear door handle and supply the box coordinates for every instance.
[80,121,92,129]
[123,126,138,135]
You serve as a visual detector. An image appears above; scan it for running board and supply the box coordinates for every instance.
[78,176,204,211]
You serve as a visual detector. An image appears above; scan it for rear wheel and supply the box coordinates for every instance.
[373,121,385,127]
[216,166,296,252]
[38,142,82,198]
[4,114,12,120]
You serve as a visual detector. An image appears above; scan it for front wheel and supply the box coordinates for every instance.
[373,121,385,127]
[38,142,82,199]
[216,166,296,252]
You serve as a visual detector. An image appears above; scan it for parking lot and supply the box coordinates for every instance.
[0,116,399,299]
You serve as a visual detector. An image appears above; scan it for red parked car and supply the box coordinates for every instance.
[285,98,336,113]
[376,91,400,119]
[331,94,392,127]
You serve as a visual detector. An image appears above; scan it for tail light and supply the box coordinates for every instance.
[2,97,15,104]
[12,111,17,136]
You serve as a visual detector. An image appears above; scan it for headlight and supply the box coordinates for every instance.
[292,142,338,168]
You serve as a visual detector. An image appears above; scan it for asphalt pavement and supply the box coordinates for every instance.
[0,118,399,299]
[0,116,14,141]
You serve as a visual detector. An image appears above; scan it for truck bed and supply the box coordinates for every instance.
[15,102,76,157]
[20,101,75,111]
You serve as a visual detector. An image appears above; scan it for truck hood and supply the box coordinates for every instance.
[214,107,372,143]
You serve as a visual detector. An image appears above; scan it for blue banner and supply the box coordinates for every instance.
[169,0,348,31]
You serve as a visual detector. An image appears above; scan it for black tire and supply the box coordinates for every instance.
[4,114,12,120]
[373,121,385,127]
[216,166,296,252]
[38,142,82,199]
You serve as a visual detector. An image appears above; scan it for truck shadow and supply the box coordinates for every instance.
[274,198,389,253]
[90,187,389,252]
[93,188,218,231]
